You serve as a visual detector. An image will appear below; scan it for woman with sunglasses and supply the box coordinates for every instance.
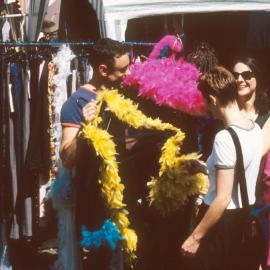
[233,57,270,270]
[232,56,270,128]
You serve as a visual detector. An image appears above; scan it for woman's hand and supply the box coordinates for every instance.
[181,234,200,256]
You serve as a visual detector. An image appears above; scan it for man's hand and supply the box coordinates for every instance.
[183,159,208,175]
[181,234,200,256]
[82,100,97,124]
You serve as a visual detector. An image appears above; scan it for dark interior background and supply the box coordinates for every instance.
[125,11,270,73]
[58,2,270,81]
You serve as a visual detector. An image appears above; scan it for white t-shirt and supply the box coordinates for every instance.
[204,122,263,209]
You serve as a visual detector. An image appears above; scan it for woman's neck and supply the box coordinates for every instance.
[237,93,257,120]
[220,102,252,129]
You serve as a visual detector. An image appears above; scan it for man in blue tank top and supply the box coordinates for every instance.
[60,38,130,270]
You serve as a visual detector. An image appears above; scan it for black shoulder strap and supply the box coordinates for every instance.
[255,113,270,128]
[226,127,250,209]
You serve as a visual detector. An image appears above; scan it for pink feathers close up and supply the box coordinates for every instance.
[124,35,206,116]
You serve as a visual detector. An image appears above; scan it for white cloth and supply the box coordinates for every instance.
[204,122,262,209]
[52,45,75,163]
[2,20,11,42]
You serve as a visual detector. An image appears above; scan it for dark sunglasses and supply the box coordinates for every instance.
[232,71,254,80]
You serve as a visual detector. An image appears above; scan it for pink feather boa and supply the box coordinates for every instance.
[124,35,206,115]
[149,34,183,59]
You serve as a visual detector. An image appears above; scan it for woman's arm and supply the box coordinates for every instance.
[181,168,234,255]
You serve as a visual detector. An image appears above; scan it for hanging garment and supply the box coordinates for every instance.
[20,61,32,237]
[50,46,82,270]
[2,20,11,42]
[0,221,13,269]
[0,58,13,270]
[52,45,75,166]
[78,56,93,85]
[0,56,13,225]
[70,58,81,91]
[25,58,50,225]
[48,60,57,182]
[25,59,50,173]
[7,61,33,239]
[7,62,20,240]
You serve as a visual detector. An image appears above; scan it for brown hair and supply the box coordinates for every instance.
[198,66,238,106]
[185,41,218,74]
[232,56,270,115]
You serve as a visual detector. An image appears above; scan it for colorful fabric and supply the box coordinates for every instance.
[48,61,57,181]
[124,35,205,116]
[81,220,123,250]
[81,87,209,264]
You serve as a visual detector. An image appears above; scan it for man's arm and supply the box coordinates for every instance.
[60,100,97,168]
[60,126,80,168]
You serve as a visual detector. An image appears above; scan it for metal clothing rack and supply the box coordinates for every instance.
[0,13,28,19]
[0,41,157,46]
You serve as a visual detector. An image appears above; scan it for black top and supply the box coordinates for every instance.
[255,112,270,128]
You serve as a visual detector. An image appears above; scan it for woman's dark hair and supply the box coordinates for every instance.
[89,38,130,72]
[198,66,238,106]
[185,41,219,74]
[232,56,270,115]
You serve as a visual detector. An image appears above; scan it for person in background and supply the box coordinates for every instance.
[232,56,270,129]
[181,66,269,270]
[232,56,270,269]
[122,37,203,270]
[185,41,219,74]
[60,38,130,270]
[185,41,220,161]
[184,41,220,230]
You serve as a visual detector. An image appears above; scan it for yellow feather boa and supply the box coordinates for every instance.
[81,87,209,264]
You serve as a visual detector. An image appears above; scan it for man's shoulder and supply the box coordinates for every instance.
[60,86,96,127]
[64,87,96,109]
[70,87,97,101]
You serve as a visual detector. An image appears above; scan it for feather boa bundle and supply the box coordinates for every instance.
[81,220,123,250]
[124,35,206,116]
[52,45,75,163]
[81,87,209,264]
[149,34,183,59]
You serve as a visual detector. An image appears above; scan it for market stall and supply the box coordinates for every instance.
[89,0,270,40]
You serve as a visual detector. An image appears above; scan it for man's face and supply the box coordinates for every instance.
[106,53,130,88]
